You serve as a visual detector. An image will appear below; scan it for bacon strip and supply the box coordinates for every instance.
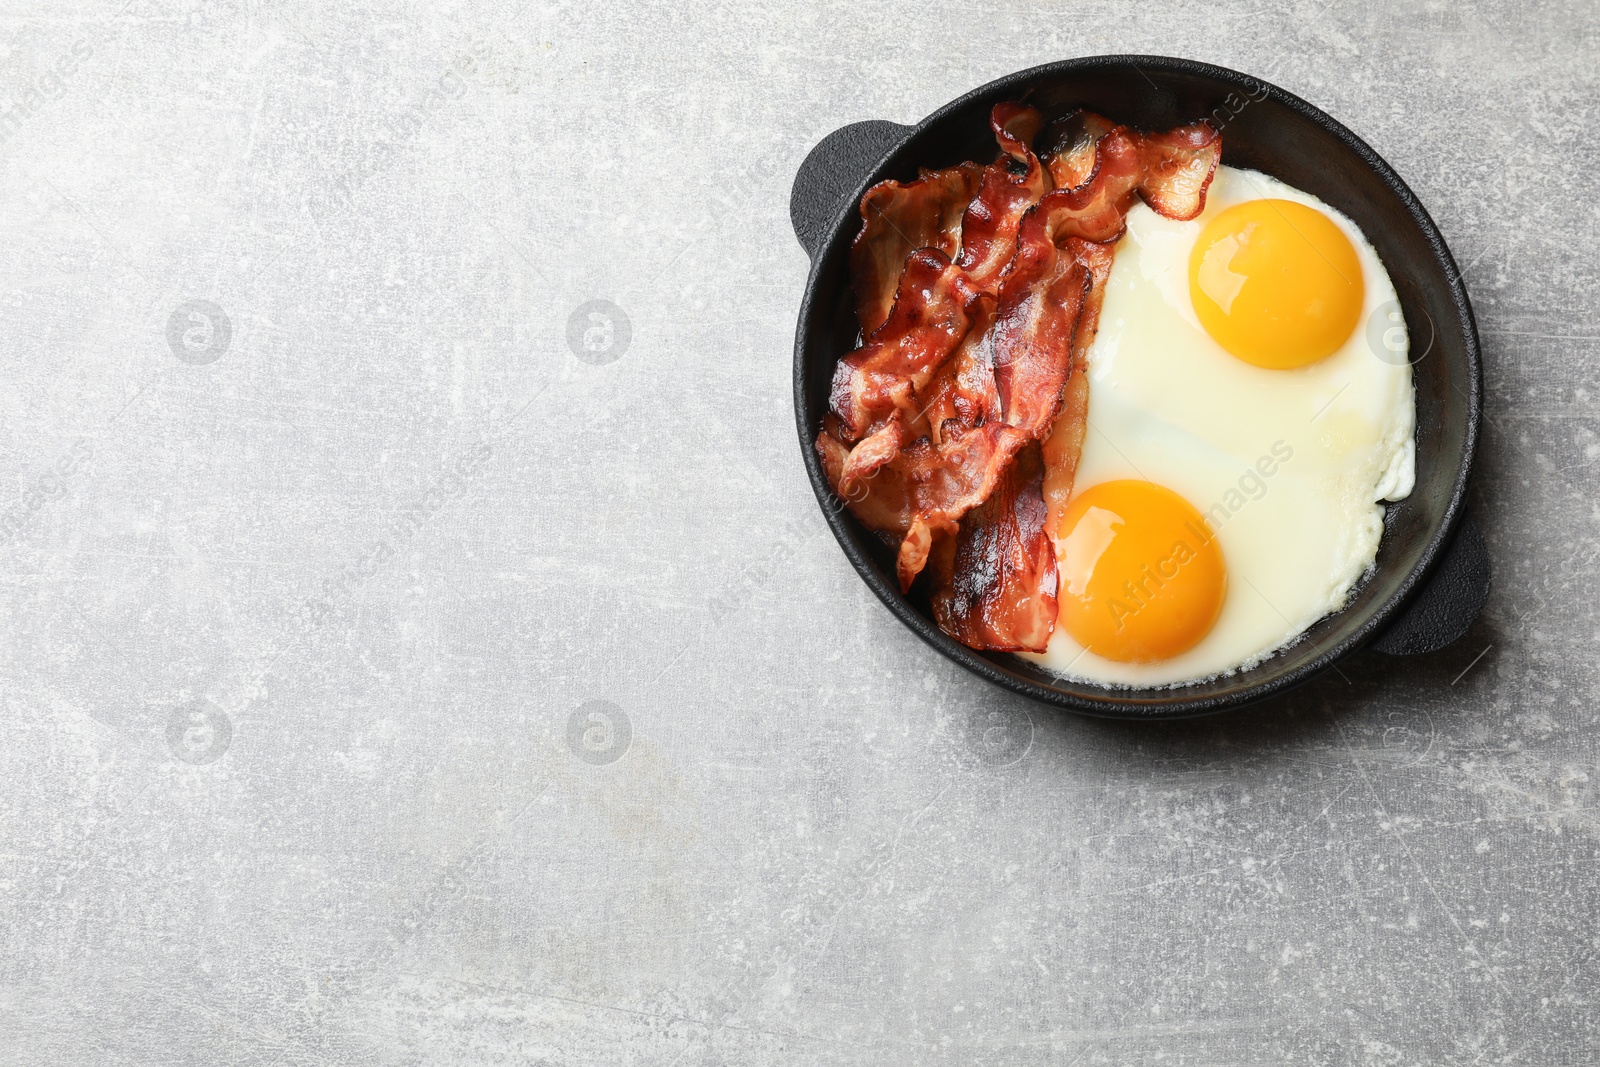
[1134,122,1221,220]
[818,413,1032,595]
[1032,118,1222,245]
[990,233,1090,438]
[1041,241,1115,541]
[850,162,984,336]
[818,423,915,535]
[1040,109,1116,190]
[1024,121,1216,541]
[931,443,1058,652]
[1041,368,1089,542]
[892,421,1030,591]
[1040,109,1220,220]
[829,250,979,487]
[909,293,1000,445]
[953,103,1049,292]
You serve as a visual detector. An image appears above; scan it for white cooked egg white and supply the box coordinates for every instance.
[1022,166,1416,687]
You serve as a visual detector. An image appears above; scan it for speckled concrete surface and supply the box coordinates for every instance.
[0,1,1596,1064]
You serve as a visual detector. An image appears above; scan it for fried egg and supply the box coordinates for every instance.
[1024,166,1415,687]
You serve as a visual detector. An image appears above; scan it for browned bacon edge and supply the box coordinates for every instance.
[1040,109,1116,191]
[817,104,1221,653]
[828,250,985,490]
[850,161,984,336]
[1042,240,1116,543]
[931,443,1058,652]
[953,102,1049,293]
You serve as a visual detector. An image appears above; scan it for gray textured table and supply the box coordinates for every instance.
[1,2,1595,1064]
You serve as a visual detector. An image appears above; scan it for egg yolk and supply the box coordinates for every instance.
[1055,480,1226,663]
[1188,199,1364,369]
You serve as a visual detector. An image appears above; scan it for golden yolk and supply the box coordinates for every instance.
[1188,199,1364,369]
[1055,480,1226,663]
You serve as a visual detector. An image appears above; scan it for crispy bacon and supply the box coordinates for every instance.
[1030,129,1149,244]
[1041,240,1115,541]
[815,103,1223,654]
[1030,118,1222,245]
[1041,368,1089,541]
[931,443,1058,652]
[990,233,1090,438]
[892,421,1031,590]
[1135,122,1222,220]
[1068,240,1118,365]
[1041,109,1116,190]
[953,103,1050,292]
[818,423,916,535]
[817,414,1031,594]
[850,161,984,335]
[829,250,980,486]
[907,293,1000,445]
[1040,109,1220,222]
[831,250,973,442]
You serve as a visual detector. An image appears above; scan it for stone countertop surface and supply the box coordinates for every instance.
[1,1,1595,1064]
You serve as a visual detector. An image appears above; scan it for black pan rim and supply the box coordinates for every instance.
[792,54,1483,720]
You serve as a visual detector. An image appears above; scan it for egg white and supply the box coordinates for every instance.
[1023,166,1416,687]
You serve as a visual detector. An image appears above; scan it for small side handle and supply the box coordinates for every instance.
[1371,511,1490,655]
[789,120,912,261]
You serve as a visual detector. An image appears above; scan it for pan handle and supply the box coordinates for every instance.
[1371,511,1491,655]
[790,120,912,261]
